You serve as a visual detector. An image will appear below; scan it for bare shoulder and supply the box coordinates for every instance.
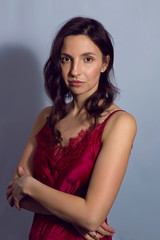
[29,106,53,138]
[102,110,137,143]
[38,106,53,120]
[109,110,137,127]
[36,106,52,125]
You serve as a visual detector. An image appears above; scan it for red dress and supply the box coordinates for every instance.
[29,110,122,239]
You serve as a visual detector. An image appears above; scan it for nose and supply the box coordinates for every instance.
[70,60,81,77]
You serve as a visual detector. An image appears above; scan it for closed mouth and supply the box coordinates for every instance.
[68,80,84,87]
[69,80,84,83]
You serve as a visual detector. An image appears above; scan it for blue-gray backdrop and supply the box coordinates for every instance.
[0,1,159,239]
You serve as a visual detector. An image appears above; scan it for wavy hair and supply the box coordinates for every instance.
[44,17,119,144]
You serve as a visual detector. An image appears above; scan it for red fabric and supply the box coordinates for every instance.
[29,110,122,239]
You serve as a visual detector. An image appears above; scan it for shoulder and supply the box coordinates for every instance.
[102,110,137,143]
[36,106,52,125]
[30,106,53,138]
[38,106,53,120]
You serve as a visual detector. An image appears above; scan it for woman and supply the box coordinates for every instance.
[6,17,137,239]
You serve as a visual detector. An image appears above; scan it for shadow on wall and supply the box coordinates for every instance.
[0,45,43,240]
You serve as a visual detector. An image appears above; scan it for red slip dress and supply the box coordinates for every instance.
[29,110,123,240]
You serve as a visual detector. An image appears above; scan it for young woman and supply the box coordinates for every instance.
[6,17,137,240]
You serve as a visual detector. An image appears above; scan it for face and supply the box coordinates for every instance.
[60,35,108,99]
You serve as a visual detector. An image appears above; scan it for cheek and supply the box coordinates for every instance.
[87,65,102,79]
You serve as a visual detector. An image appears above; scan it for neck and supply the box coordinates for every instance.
[71,95,87,116]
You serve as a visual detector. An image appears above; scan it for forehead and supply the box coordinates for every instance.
[61,35,102,56]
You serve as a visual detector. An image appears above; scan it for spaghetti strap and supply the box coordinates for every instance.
[103,109,125,124]
[31,108,126,239]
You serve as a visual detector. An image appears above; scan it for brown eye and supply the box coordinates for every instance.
[61,57,71,63]
[84,57,93,63]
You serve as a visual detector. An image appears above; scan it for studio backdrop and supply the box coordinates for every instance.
[0,1,160,239]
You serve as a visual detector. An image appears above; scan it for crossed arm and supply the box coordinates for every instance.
[6,107,137,239]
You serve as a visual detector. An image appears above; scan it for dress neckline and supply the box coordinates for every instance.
[53,109,124,150]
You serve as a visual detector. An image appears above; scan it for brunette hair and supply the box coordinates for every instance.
[44,16,119,144]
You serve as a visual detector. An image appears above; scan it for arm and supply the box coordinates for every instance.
[11,112,137,231]
[7,106,53,214]
[7,105,116,238]
[8,167,115,239]
[13,106,53,179]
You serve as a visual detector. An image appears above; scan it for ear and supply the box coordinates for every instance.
[101,55,110,73]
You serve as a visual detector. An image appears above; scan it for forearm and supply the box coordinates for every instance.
[28,179,98,231]
[20,195,115,238]
[20,196,52,215]
[20,194,114,238]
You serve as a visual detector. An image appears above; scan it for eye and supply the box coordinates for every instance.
[84,57,94,63]
[60,56,71,63]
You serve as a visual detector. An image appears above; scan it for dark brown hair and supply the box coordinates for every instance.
[44,16,119,144]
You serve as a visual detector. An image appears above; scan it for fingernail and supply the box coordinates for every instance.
[19,167,23,171]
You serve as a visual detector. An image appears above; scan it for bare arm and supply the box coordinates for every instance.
[10,106,53,215]
[11,112,137,231]
[13,106,52,179]
[7,105,116,238]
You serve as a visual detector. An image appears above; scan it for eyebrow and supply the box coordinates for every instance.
[60,52,97,57]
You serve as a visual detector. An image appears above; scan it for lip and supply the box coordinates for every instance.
[68,80,84,87]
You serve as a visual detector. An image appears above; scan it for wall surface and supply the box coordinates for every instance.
[0,0,160,239]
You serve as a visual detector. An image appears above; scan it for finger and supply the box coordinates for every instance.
[96,226,114,237]
[96,226,108,236]
[7,181,14,188]
[6,184,14,199]
[18,166,25,176]
[94,232,104,239]
[6,187,13,199]
[84,233,96,240]
[14,198,21,211]
[89,231,103,239]
[101,222,116,233]
[7,194,14,207]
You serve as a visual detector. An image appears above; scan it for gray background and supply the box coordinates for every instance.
[0,0,160,239]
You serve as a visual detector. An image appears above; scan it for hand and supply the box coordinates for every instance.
[6,167,31,210]
[6,167,26,208]
[6,180,14,208]
[74,221,115,239]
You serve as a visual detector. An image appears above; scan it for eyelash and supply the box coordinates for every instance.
[60,57,94,63]
[60,57,71,63]
[84,57,94,62]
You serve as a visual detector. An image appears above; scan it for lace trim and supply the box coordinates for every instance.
[50,128,89,156]
[63,110,123,146]
[36,109,124,148]
[35,110,125,172]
